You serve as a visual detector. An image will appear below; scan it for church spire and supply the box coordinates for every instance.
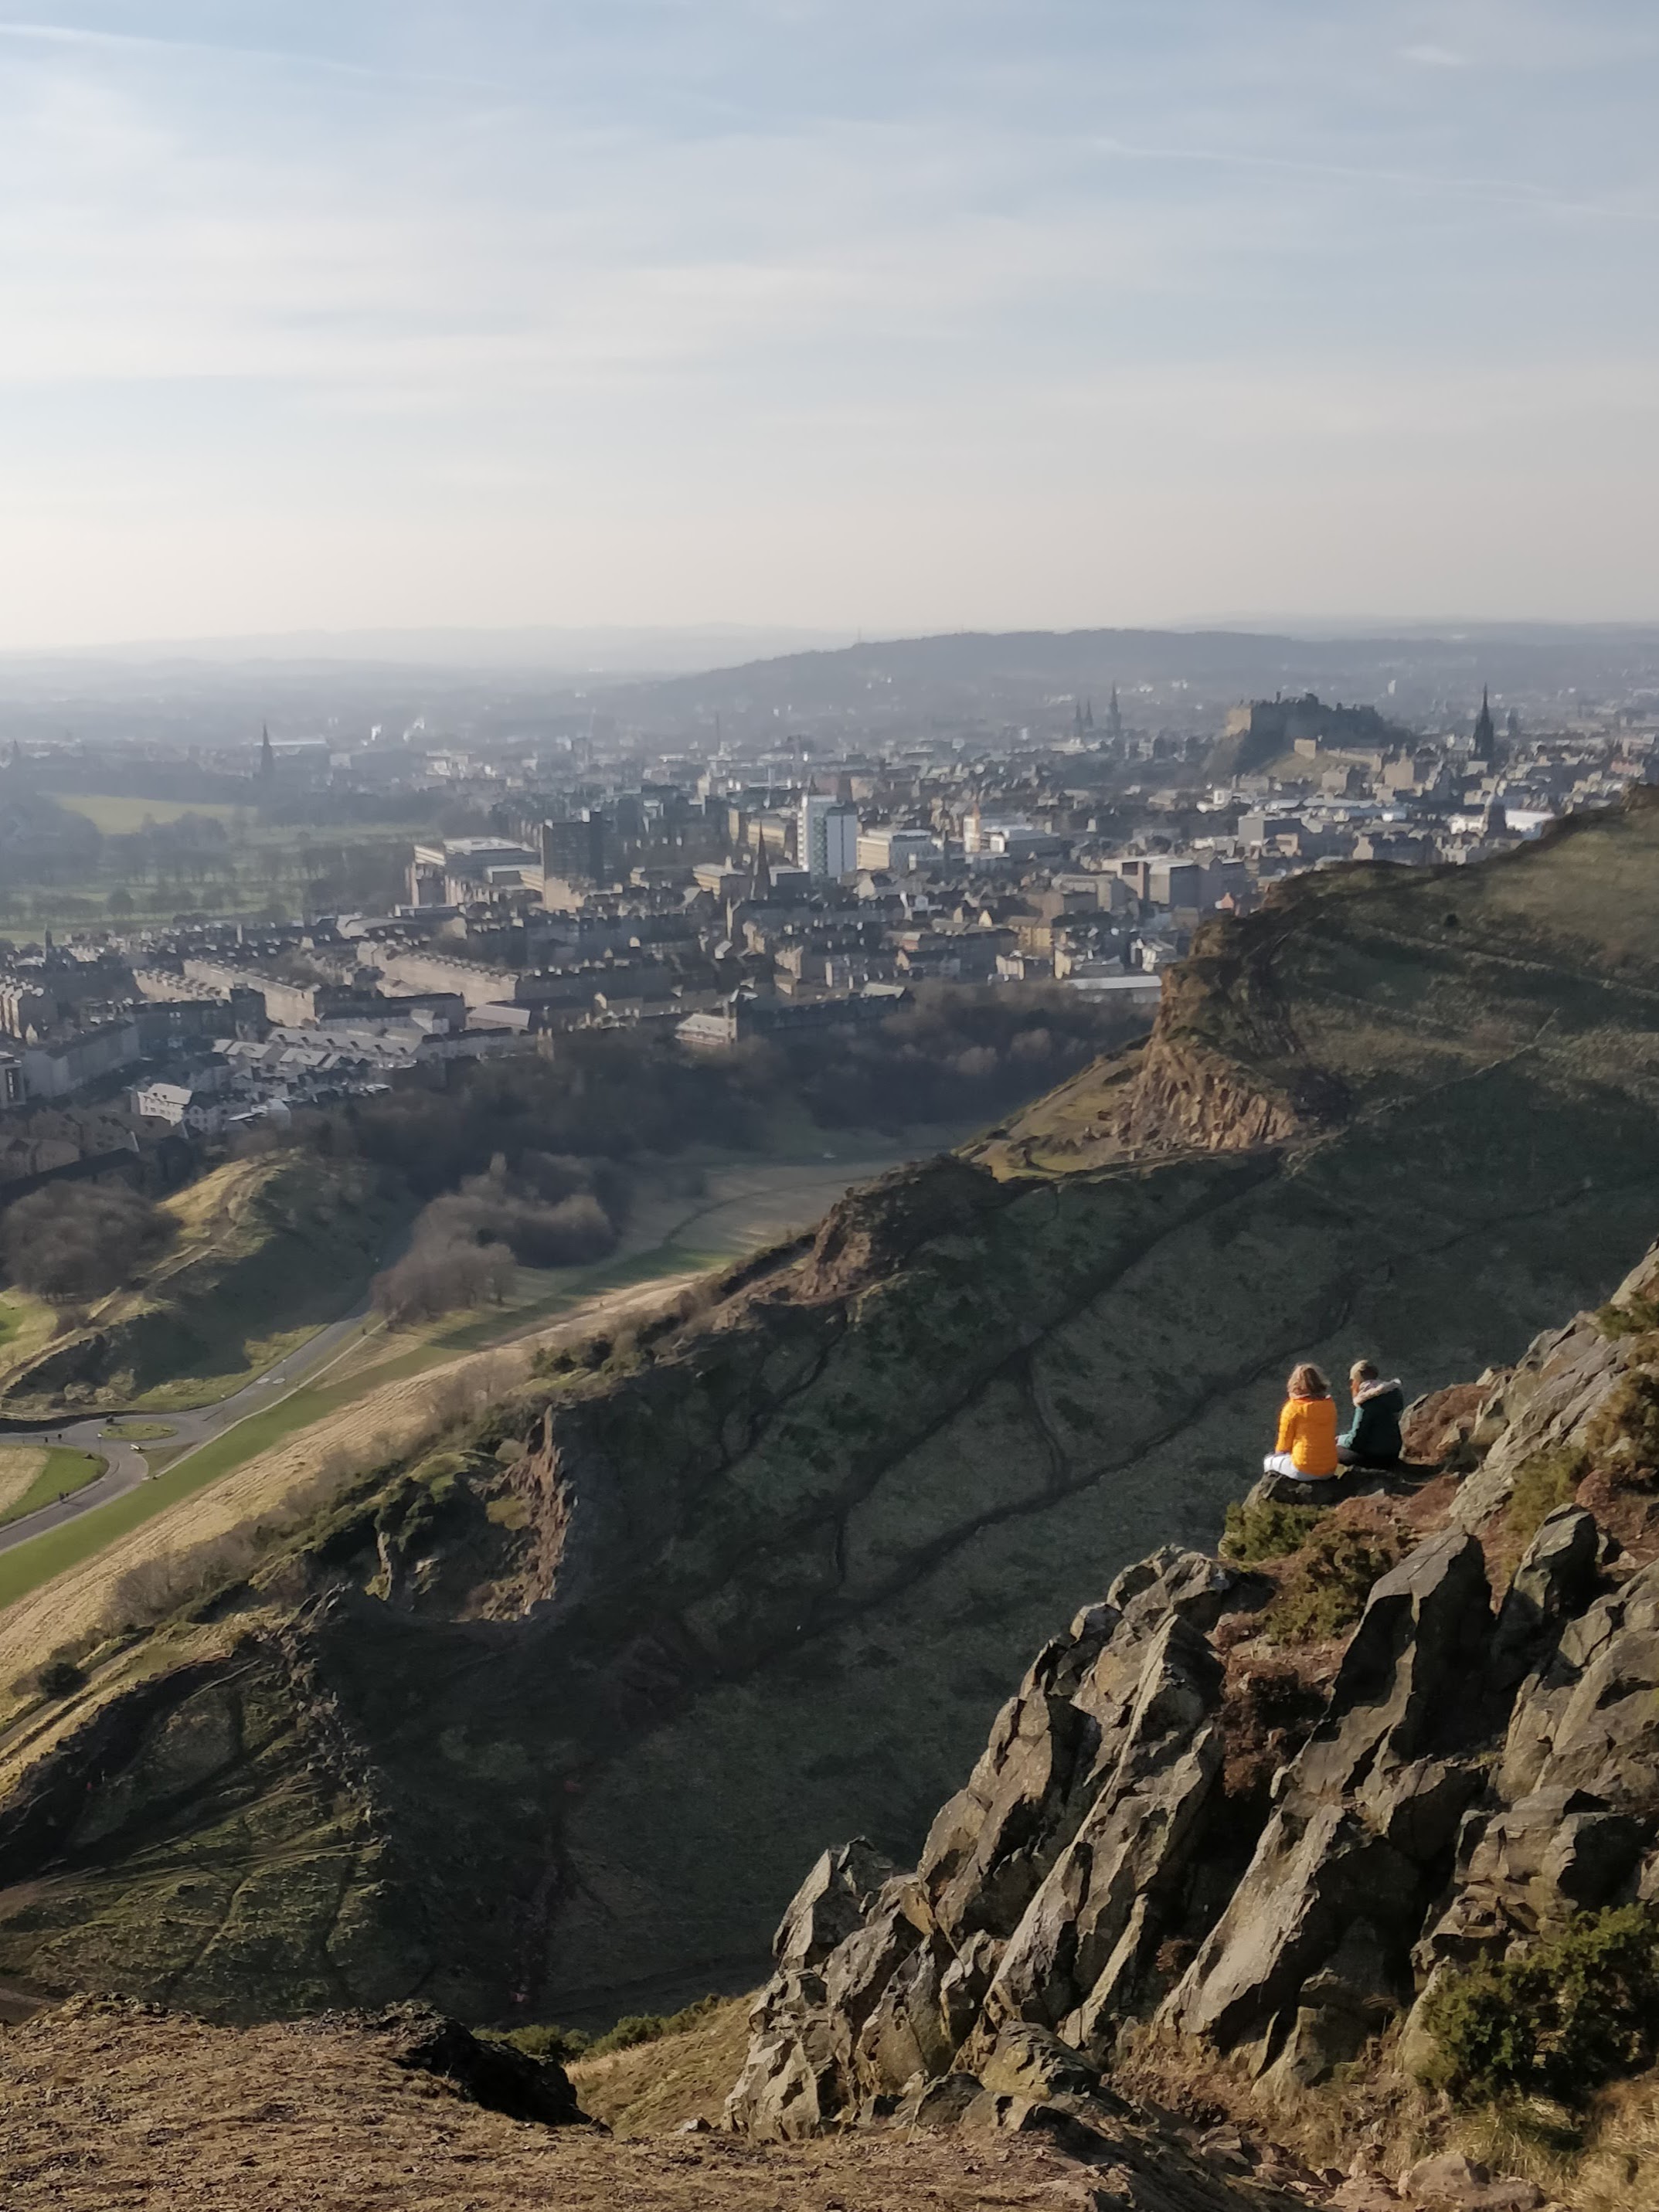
[1471,686,1495,764]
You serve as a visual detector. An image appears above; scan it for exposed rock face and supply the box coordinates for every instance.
[729,1378,1659,2136]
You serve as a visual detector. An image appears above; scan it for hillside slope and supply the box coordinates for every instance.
[0,1153,396,1413]
[2,795,1659,2027]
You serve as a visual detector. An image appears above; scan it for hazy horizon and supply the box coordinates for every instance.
[0,4,1655,648]
[9,613,1659,670]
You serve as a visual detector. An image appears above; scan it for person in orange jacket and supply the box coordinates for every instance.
[1262,1362,1341,1484]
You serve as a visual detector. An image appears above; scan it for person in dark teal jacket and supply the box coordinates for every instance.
[1338,1361,1405,1466]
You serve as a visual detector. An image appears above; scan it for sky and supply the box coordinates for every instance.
[0,1,1655,648]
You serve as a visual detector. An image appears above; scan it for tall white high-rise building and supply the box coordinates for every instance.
[799,794,859,879]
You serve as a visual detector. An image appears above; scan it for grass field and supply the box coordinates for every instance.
[0,1449,47,1515]
[54,795,242,834]
[0,1447,105,1531]
[0,801,419,943]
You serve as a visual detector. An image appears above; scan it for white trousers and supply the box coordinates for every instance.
[1262,1452,1332,1482]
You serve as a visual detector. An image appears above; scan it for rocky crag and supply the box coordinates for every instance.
[2,796,1659,2027]
[725,1239,1659,2207]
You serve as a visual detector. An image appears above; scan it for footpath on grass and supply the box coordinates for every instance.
[0,1240,705,1613]
[0,1143,921,1615]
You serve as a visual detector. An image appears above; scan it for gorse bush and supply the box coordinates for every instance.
[1505,1446,1588,1552]
[1417,1906,1659,2106]
[1263,1514,1404,1645]
[1221,1497,1324,1565]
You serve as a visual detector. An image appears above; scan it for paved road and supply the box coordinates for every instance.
[0,1148,919,1563]
[0,1296,384,1558]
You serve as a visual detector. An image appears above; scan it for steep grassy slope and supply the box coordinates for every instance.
[2,794,1659,2026]
[0,1154,397,1413]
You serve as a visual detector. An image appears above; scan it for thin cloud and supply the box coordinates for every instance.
[1089,134,1659,227]
[1401,43,1470,67]
[0,20,505,94]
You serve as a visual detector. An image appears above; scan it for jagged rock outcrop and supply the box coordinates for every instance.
[728,1551,1238,2137]
[729,1377,1659,2140]
[1159,1528,1500,2088]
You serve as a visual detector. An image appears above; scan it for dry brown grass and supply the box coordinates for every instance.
[1114,2021,1659,2210]
[1571,2070,1659,2210]
[0,1447,49,1514]
[567,2000,755,2134]
[0,1999,1076,2212]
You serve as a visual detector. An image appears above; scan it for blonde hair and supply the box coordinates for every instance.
[1350,1359,1379,1385]
[1289,1362,1330,1399]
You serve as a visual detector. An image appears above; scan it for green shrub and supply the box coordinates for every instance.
[1505,1446,1588,1551]
[1263,1516,1404,1644]
[1416,1906,1659,2105]
[1595,1293,1659,1339]
[1221,1497,1324,1565]
[585,1994,724,2060]
[493,1993,724,2069]
[493,2021,592,2063]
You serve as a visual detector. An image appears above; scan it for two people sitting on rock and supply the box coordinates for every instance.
[1262,1359,1406,1487]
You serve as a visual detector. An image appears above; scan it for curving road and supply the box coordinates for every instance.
[0,1297,384,1558]
[0,1145,930,1563]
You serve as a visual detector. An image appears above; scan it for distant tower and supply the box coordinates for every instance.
[260,724,274,781]
[1106,687,1124,743]
[1084,696,1095,730]
[1470,687,1496,765]
[1506,708,1521,743]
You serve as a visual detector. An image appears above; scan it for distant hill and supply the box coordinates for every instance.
[579,621,1659,735]
[4,792,1659,2027]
